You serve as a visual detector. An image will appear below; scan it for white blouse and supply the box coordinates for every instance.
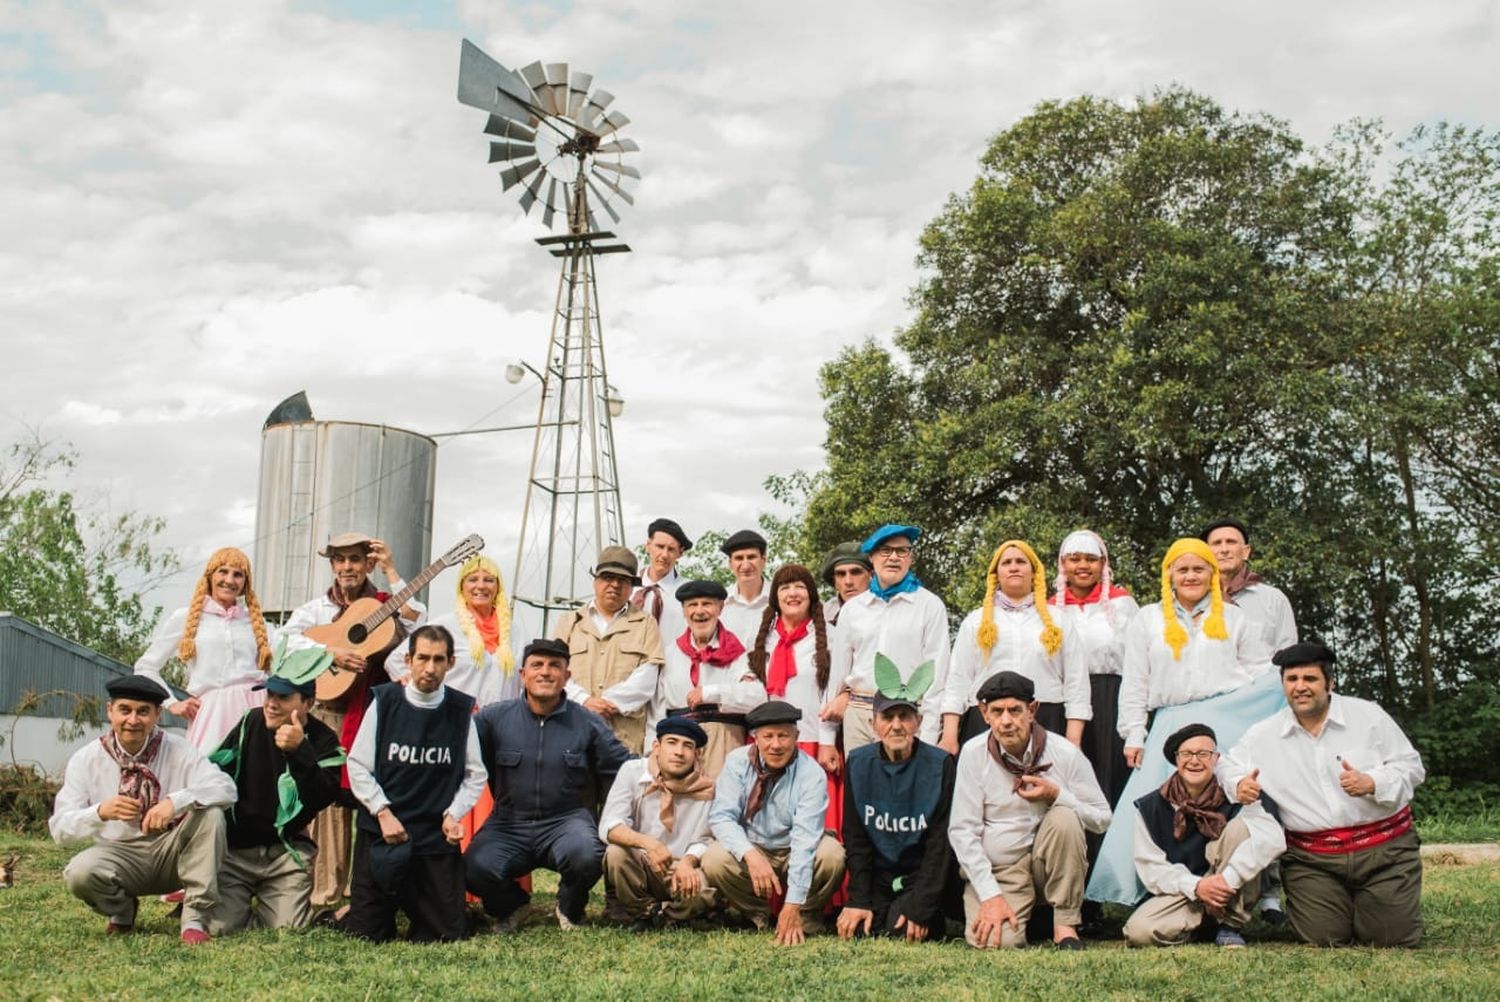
[648,630,767,734]
[1053,593,1141,677]
[756,624,847,746]
[944,602,1091,721]
[134,601,263,699]
[384,611,519,709]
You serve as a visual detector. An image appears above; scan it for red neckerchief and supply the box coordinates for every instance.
[766,617,810,697]
[675,626,747,687]
[1057,582,1132,606]
[1160,772,1229,841]
[986,723,1052,793]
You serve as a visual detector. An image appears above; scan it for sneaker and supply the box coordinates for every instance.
[554,905,582,931]
[180,928,211,946]
[1216,927,1248,949]
[495,903,532,934]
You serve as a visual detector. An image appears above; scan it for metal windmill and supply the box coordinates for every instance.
[457,39,639,633]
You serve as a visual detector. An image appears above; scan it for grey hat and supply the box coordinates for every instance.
[820,541,872,585]
[318,531,374,557]
[591,545,641,583]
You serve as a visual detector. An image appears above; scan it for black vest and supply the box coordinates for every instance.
[1134,790,1247,876]
[356,684,474,854]
[846,740,947,875]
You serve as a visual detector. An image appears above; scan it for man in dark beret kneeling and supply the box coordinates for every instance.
[1125,724,1285,948]
[701,700,846,945]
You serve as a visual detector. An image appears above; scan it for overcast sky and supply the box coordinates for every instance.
[3,0,1497,624]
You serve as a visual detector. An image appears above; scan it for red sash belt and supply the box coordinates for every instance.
[1286,805,1413,855]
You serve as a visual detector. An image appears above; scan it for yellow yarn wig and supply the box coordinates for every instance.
[455,554,515,675]
[1159,537,1228,660]
[976,540,1063,657]
[179,547,272,670]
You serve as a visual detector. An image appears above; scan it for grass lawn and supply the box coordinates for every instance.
[1,834,1497,1001]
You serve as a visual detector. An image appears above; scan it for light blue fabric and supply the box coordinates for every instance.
[868,572,923,601]
[708,746,829,905]
[1086,670,1286,905]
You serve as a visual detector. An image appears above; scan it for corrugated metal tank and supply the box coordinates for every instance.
[253,395,437,618]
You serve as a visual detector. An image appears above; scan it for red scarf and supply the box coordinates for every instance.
[766,616,810,697]
[100,729,166,818]
[675,626,747,687]
[472,606,500,654]
[1057,582,1132,606]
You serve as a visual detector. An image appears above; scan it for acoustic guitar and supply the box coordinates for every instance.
[306,533,485,702]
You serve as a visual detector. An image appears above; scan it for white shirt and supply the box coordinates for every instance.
[1053,593,1141,677]
[598,758,713,859]
[944,602,1091,720]
[648,627,766,734]
[1118,602,1271,748]
[134,601,264,698]
[634,566,686,648]
[346,683,487,822]
[562,601,661,713]
[719,581,769,644]
[833,586,952,743]
[384,611,519,709]
[1227,581,1298,655]
[1219,693,1424,833]
[756,624,848,746]
[275,581,427,683]
[1133,799,1285,899]
[948,731,1111,900]
[49,729,237,844]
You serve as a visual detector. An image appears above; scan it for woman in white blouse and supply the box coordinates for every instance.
[133,547,272,750]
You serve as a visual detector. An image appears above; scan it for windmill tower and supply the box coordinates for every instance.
[456,40,640,634]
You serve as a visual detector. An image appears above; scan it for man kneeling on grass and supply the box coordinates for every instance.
[1125,723,1284,948]
[600,716,717,931]
[702,700,846,945]
[50,675,235,945]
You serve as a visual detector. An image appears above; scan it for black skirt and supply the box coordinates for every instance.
[1080,674,1128,809]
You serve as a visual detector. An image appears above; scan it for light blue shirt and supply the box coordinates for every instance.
[709,745,828,905]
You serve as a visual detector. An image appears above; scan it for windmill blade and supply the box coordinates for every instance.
[590,167,635,205]
[519,169,547,215]
[586,207,599,231]
[499,158,542,191]
[542,177,560,229]
[586,179,622,223]
[567,72,593,120]
[563,182,576,227]
[596,138,639,154]
[597,109,630,138]
[488,140,536,164]
[483,115,536,142]
[592,160,641,181]
[579,88,615,130]
[544,63,569,118]
[457,40,544,121]
[519,61,549,110]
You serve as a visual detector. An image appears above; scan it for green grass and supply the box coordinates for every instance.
[2,836,1497,1001]
[1415,808,1500,844]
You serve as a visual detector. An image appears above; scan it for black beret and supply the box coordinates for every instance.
[675,579,728,603]
[1163,723,1218,764]
[106,675,169,704]
[656,716,709,747]
[1273,641,1336,669]
[976,670,1034,704]
[745,700,802,728]
[521,638,572,663]
[648,518,693,551]
[1200,517,1251,544]
[720,529,767,556]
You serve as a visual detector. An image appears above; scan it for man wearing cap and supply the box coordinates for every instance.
[1125,723,1284,948]
[554,544,666,756]
[1201,518,1298,654]
[632,518,693,642]
[50,675,236,944]
[467,638,635,931]
[832,524,952,752]
[1220,642,1425,947]
[341,625,486,942]
[837,686,958,943]
[203,664,345,934]
[648,579,765,778]
[949,671,1111,950]
[701,701,847,945]
[820,541,872,626]
[718,528,770,642]
[599,717,718,930]
[275,531,427,910]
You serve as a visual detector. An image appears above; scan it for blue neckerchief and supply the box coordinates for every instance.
[869,572,923,602]
[1172,595,1213,631]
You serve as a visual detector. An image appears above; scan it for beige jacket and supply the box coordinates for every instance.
[554,604,665,754]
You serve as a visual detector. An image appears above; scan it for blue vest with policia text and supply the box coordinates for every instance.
[355,684,473,855]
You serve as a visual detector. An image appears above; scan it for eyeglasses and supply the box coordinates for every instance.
[873,545,913,558]
[1175,749,1218,762]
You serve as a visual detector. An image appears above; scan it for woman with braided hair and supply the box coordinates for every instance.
[133,546,273,751]
[942,539,1090,749]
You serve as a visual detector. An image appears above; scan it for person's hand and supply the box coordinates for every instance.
[970,894,1019,949]
[442,813,464,845]
[1195,873,1235,910]
[641,838,673,876]
[97,795,143,823]
[377,808,408,845]
[686,686,704,708]
[817,744,841,775]
[1014,774,1060,804]
[1124,746,1144,768]
[836,906,874,940]
[331,647,366,673]
[818,690,850,723]
[273,710,306,753]
[1235,769,1262,805]
[744,848,782,899]
[893,913,929,942]
[584,696,618,719]
[367,538,397,575]
[774,902,805,946]
[141,797,176,834]
[1338,759,1375,797]
[170,697,201,721]
[670,857,703,898]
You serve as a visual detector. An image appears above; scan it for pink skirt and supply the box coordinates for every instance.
[185,682,265,751]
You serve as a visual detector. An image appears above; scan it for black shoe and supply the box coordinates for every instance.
[1055,936,1086,951]
[629,915,655,933]
[1261,907,1287,927]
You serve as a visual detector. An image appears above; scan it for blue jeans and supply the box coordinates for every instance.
[465,809,604,923]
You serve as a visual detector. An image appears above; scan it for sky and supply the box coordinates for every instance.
[2,0,1497,625]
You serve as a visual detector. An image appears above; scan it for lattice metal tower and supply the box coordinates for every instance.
[457,40,639,632]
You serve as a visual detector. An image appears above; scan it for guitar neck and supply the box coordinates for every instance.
[362,560,446,630]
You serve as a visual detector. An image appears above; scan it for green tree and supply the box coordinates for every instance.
[0,433,179,663]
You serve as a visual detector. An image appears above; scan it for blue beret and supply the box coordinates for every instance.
[860,524,923,554]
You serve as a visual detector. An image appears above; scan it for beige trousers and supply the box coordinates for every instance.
[697,723,746,781]
[63,807,227,930]
[1124,818,1259,946]
[700,835,846,930]
[962,805,1087,948]
[602,845,716,921]
[841,700,877,754]
[205,842,315,935]
[308,703,351,907]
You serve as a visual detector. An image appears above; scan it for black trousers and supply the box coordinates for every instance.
[341,835,467,943]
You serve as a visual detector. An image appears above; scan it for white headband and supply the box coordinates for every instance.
[1059,531,1104,558]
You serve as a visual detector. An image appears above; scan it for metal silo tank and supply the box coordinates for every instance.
[253,394,437,620]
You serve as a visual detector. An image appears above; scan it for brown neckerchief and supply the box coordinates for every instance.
[643,747,716,833]
[100,728,166,816]
[1160,771,1229,841]
[986,723,1052,793]
[1219,564,1264,603]
[742,745,789,824]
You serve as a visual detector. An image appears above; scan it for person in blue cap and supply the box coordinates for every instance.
[831,524,952,754]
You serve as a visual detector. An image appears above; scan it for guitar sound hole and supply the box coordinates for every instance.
[348,624,368,644]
